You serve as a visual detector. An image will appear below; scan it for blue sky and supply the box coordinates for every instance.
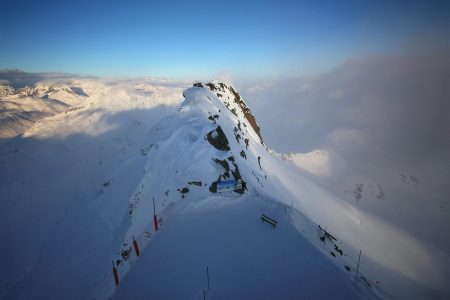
[0,0,449,78]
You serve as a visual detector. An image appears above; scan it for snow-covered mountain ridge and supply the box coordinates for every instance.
[104,81,377,299]
[0,77,448,300]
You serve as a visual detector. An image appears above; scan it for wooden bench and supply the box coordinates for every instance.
[261,214,278,228]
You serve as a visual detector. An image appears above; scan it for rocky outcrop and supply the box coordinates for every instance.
[227,85,263,144]
[197,81,264,144]
[206,125,230,151]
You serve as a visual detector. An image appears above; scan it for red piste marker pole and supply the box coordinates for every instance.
[112,261,119,287]
[153,197,159,231]
[133,236,140,257]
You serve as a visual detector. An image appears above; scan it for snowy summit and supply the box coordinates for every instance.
[108,81,375,299]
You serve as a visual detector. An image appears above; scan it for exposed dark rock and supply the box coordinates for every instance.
[208,114,219,124]
[209,175,222,193]
[213,158,230,172]
[206,126,230,151]
[121,247,132,260]
[255,175,261,184]
[178,187,189,199]
[334,245,343,256]
[213,158,230,178]
[193,82,203,88]
[128,202,136,216]
[203,81,264,145]
[235,133,241,143]
[206,83,217,91]
[228,85,263,144]
[230,160,242,181]
[188,181,202,186]
[240,150,247,159]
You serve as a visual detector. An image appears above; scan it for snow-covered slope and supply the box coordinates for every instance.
[281,150,331,177]
[0,83,90,139]
[0,77,186,299]
[279,146,450,297]
[0,78,448,300]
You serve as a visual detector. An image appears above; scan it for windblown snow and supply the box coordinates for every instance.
[0,75,448,300]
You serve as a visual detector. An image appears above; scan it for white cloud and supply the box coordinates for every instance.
[327,127,365,147]
[240,48,450,165]
[237,49,450,287]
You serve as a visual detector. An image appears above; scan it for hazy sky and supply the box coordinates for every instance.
[1,0,449,77]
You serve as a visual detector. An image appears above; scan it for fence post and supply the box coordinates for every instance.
[153,197,159,231]
[207,265,210,289]
[355,250,362,279]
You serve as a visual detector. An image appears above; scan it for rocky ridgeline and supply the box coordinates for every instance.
[189,81,261,194]
[194,81,264,144]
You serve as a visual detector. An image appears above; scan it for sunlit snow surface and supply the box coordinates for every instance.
[0,77,448,300]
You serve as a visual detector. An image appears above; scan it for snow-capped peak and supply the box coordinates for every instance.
[188,81,264,145]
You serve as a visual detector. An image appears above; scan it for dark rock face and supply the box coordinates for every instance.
[178,187,190,199]
[205,83,217,91]
[209,175,222,193]
[208,114,219,124]
[206,125,230,151]
[213,158,231,178]
[203,81,264,144]
[192,81,256,195]
[179,187,189,193]
[229,159,242,182]
[229,86,263,144]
